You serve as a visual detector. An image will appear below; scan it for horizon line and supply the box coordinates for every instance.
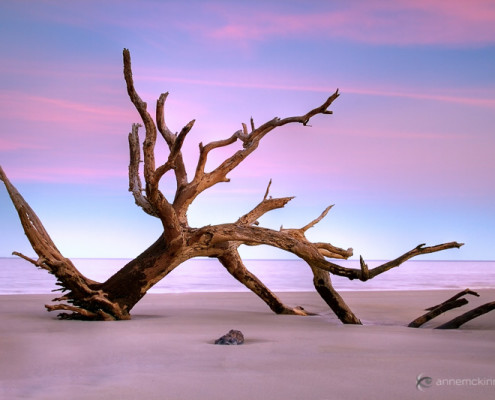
[1,256,493,262]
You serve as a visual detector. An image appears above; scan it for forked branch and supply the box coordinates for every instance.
[425,288,480,311]
[358,242,465,281]
[408,289,480,328]
[177,90,341,215]
[154,119,195,183]
[312,242,464,280]
[409,299,468,328]
[156,93,189,190]
[208,90,339,181]
[237,180,294,226]
[123,49,182,238]
[199,222,463,281]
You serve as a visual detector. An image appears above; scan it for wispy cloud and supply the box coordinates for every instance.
[0,137,48,152]
[8,1,495,50]
[137,72,495,109]
[5,165,127,183]
[0,91,133,127]
[0,58,118,82]
[344,87,495,108]
[199,0,495,47]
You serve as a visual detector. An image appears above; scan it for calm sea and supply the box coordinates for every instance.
[1,258,494,295]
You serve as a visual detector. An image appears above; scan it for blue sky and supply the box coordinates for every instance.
[1,0,494,260]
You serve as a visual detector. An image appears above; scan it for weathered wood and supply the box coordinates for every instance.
[218,247,307,316]
[0,49,464,323]
[123,48,182,240]
[436,301,495,329]
[0,166,130,320]
[408,298,468,328]
[425,288,479,311]
[360,243,464,281]
[128,123,157,217]
[408,289,480,328]
[311,267,362,324]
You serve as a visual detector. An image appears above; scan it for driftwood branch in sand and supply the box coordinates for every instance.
[408,298,469,328]
[436,301,495,329]
[425,288,480,311]
[408,289,495,330]
[409,288,479,327]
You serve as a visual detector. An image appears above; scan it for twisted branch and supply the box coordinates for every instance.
[154,119,195,183]
[436,301,495,329]
[173,90,341,221]
[123,49,181,239]
[128,123,157,217]
[237,180,294,226]
[197,222,463,280]
[0,166,64,264]
[425,288,480,311]
[408,289,480,328]
[156,92,189,189]
[360,242,465,281]
[0,166,133,318]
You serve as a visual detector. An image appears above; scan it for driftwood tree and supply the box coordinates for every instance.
[0,49,463,322]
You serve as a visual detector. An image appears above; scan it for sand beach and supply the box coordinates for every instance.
[1,290,494,400]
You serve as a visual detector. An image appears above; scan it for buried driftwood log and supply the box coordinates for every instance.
[408,298,469,328]
[409,289,495,329]
[436,301,495,330]
[408,289,479,328]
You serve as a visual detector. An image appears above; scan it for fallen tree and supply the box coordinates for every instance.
[0,49,463,322]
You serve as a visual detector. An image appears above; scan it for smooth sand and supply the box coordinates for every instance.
[1,290,495,400]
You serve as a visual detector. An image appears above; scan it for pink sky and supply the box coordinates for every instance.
[1,0,494,260]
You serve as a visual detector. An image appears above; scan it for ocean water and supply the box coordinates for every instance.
[0,257,494,295]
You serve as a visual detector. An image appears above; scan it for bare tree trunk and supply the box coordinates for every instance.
[98,233,189,313]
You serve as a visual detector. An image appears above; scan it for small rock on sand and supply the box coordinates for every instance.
[214,329,244,345]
